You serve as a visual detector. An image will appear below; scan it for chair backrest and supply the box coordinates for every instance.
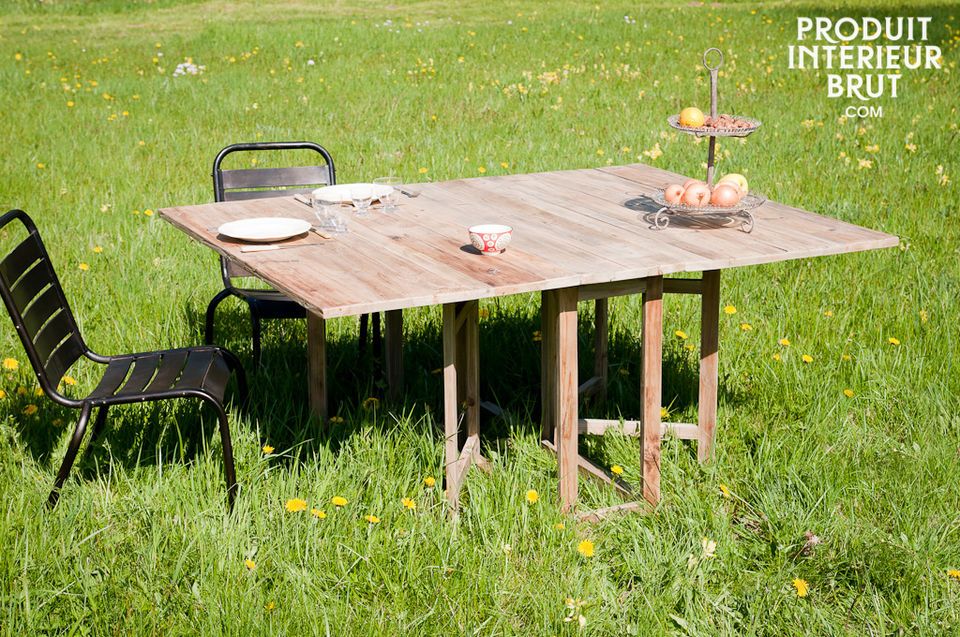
[0,210,87,403]
[212,141,337,280]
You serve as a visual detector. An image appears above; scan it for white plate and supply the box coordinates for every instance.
[312,183,394,203]
[217,217,312,243]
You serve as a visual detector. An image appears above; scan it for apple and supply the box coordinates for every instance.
[664,184,684,204]
[710,184,741,207]
[681,183,711,206]
[682,178,705,190]
[678,106,705,128]
[718,173,748,195]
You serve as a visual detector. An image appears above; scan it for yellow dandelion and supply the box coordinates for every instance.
[143,209,153,217]
[888,337,901,346]
[841,354,851,361]
[554,522,565,530]
[477,166,486,174]
[778,338,790,347]
[311,508,326,519]
[792,578,809,597]
[674,330,688,340]
[132,209,140,215]
[577,539,595,558]
[857,158,873,170]
[660,406,669,418]
[500,161,509,168]
[364,514,380,524]
[423,476,436,488]
[532,330,542,342]
[36,163,45,170]
[262,445,274,454]
[285,498,307,513]
[596,149,605,156]
[331,495,348,507]
[948,569,960,581]
[92,245,103,254]
[402,497,416,510]
[3,358,19,371]
[329,415,344,424]
[525,489,539,504]
[78,263,89,271]
[611,465,624,476]
[23,404,38,416]
[719,483,731,498]
[418,167,428,174]
[823,310,834,317]
[362,396,380,409]
[801,354,813,364]
[684,343,695,351]
[33,387,43,396]
[919,310,928,324]
[0,390,6,399]
[67,100,74,107]
[723,305,737,315]
[265,602,276,611]
[843,388,854,398]
[244,559,256,571]
[739,323,753,331]
[14,53,22,61]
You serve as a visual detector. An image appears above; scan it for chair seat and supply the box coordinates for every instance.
[87,347,234,406]
[233,287,306,319]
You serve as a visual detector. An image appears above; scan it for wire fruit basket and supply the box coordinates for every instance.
[654,48,762,233]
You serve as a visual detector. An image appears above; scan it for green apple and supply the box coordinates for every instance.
[718,173,748,195]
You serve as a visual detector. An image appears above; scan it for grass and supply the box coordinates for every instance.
[0,0,958,633]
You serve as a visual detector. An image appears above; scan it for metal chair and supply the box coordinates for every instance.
[0,209,248,510]
[207,141,381,365]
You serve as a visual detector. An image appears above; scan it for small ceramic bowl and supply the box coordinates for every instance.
[468,224,513,255]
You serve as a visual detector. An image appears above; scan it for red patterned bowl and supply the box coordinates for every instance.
[468,224,512,255]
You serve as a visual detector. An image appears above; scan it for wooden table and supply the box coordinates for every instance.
[161,163,897,515]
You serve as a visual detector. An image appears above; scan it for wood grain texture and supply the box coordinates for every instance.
[698,270,721,462]
[384,309,403,402]
[544,287,578,513]
[641,277,663,505]
[160,163,898,319]
[592,298,608,403]
[307,311,326,422]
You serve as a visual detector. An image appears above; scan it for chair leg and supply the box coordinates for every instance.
[250,311,263,367]
[372,312,382,359]
[47,403,92,509]
[213,402,238,511]
[87,406,109,448]
[359,314,369,356]
[205,289,232,345]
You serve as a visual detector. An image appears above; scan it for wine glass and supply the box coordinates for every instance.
[374,176,401,213]
[351,186,373,217]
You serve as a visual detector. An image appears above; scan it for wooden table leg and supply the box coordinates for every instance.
[540,291,557,444]
[698,270,720,462]
[641,277,663,505]
[307,311,327,422]
[384,309,403,402]
[442,301,480,511]
[593,298,609,403]
[543,288,579,512]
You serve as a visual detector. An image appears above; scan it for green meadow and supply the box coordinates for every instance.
[0,0,958,634]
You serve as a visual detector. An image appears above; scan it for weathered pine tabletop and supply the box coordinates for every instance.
[161,163,898,517]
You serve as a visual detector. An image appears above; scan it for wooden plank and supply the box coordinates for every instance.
[578,418,700,440]
[578,277,701,301]
[463,301,480,448]
[548,287,579,513]
[576,501,647,523]
[664,278,703,295]
[577,375,603,398]
[307,311,327,422]
[641,276,663,505]
[541,440,634,498]
[593,298,608,403]
[540,290,556,444]
[442,304,460,509]
[384,309,403,402]
[698,270,720,462]
[447,434,478,510]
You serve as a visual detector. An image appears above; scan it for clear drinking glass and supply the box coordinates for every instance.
[312,190,348,233]
[374,176,401,213]
[351,186,373,217]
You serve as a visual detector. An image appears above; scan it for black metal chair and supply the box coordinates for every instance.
[0,209,248,510]
[207,141,381,365]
